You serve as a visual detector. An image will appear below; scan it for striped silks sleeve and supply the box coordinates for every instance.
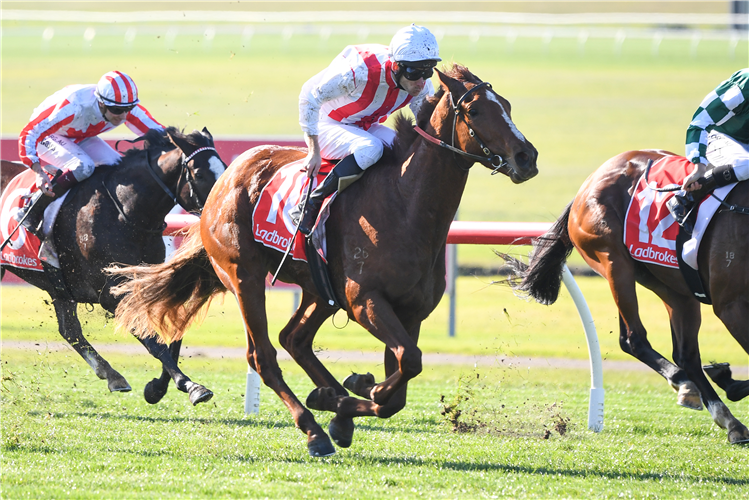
[685,69,749,165]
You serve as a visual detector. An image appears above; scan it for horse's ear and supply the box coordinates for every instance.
[166,129,193,155]
[201,127,214,141]
[435,69,465,96]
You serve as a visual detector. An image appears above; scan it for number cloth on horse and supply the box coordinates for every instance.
[1,169,52,271]
[624,155,738,270]
[252,159,334,262]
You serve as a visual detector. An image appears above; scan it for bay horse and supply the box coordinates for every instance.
[500,149,749,444]
[110,65,538,456]
[1,127,226,405]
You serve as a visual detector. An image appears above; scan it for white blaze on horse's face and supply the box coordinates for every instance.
[485,92,526,142]
[208,156,225,180]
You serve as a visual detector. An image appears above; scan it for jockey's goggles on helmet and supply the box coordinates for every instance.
[398,60,438,81]
[106,105,135,115]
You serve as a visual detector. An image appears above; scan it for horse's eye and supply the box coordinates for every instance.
[468,108,478,118]
[195,172,204,180]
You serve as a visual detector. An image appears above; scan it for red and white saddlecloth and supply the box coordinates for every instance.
[624,155,736,270]
[0,169,43,271]
[252,159,334,262]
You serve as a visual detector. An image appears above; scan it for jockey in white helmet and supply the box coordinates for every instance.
[293,24,441,235]
[17,70,163,238]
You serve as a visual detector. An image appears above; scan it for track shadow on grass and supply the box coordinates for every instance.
[365,456,749,487]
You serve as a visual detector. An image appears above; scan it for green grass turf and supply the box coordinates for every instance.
[3,278,748,369]
[1,348,747,499]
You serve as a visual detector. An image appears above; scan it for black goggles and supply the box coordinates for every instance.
[106,105,135,115]
[401,65,434,81]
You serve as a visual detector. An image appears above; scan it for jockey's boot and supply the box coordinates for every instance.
[16,169,79,239]
[295,155,364,236]
[666,164,738,234]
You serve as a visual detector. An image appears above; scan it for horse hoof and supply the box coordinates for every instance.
[328,416,355,448]
[677,382,703,411]
[188,385,214,406]
[307,433,336,457]
[727,426,749,445]
[725,381,749,402]
[343,372,375,399]
[107,375,132,393]
[306,387,337,412]
[144,378,169,405]
[703,362,733,390]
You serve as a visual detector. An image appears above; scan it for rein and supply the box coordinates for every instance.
[413,81,510,175]
[116,135,217,213]
[101,175,167,234]
[644,159,749,214]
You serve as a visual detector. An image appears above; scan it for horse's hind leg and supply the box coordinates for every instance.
[136,334,213,405]
[52,299,131,392]
[231,269,334,457]
[589,251,696,400]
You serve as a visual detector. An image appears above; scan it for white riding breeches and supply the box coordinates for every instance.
[706,131,749,181]
[36,134,122,182]
[316,118,396,169]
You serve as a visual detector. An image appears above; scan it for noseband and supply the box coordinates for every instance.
[414,81,511,175]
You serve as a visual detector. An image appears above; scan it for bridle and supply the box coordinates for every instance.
[413,81,512,176]
[144,146,217,214]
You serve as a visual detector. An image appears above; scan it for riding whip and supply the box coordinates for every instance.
[270,176,314,285]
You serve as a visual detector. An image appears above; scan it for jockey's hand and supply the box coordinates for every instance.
[682,162,708,192]
[31,163,54,197]
[302,134,322,179]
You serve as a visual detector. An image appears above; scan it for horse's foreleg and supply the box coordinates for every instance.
[349,292,422,406]
[700,297,749,443]
[306,348,409,448]
[52,298,131,392]
[278,292,342,394]
[136,334,213,405]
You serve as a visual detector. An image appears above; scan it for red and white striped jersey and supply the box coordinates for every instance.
[19,84,163,167]
[299,44,434,136]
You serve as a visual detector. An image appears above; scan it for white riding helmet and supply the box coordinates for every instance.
[388,24,441,64]
[95,71,140,107]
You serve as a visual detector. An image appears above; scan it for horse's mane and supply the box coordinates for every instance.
[119,126,210,164]
[387,64,481,165]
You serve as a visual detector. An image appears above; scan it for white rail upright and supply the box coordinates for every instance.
[562,265,604,432]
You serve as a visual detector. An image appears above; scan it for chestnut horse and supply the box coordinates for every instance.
[501,149,749,444]
[1,127,226,405]
[111,65,538,456]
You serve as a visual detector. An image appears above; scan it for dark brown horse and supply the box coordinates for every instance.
[500,149,749,444]
[1,127,226,405]
[110,65,538,456]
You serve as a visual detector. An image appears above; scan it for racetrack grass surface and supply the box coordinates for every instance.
[2,349,747,499]
[3,277,749,368]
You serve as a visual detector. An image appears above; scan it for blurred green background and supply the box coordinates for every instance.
[2,2,747,367]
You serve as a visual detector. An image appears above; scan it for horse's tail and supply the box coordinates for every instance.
[498,202,574,305]
[108,223,227,343]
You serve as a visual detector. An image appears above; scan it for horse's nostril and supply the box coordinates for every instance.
[515,151,530,168]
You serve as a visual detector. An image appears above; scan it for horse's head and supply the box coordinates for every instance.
[160,127,227,214]
[427,66,538,184]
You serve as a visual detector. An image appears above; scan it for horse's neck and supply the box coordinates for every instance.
[396,141,469,238]
[107,153,177,223]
